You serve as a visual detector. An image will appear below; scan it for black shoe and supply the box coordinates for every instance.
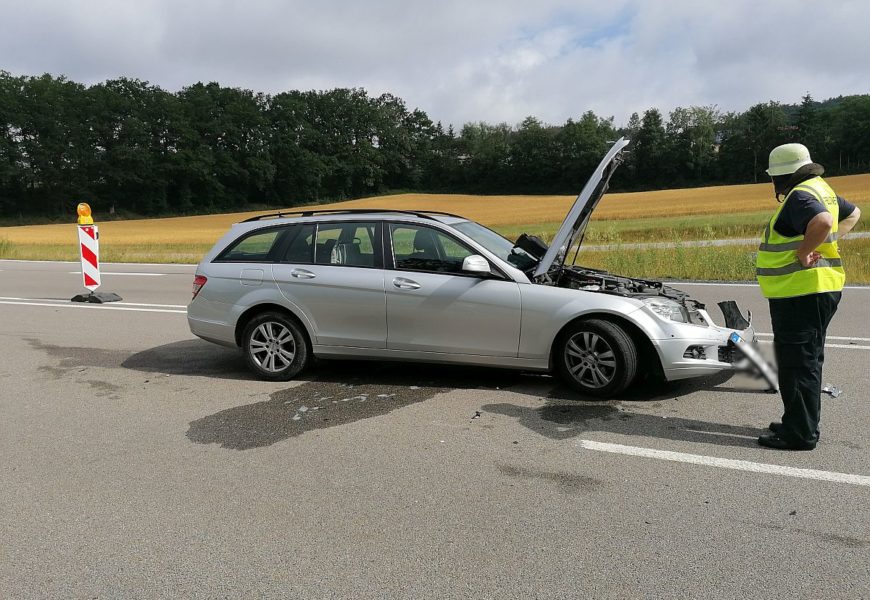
[758,434,816,451]
[768,422,820,441]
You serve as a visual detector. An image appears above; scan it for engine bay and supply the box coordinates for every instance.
[557,266,704,308]
[511,232,705,311]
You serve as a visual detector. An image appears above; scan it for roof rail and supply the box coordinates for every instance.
[241,208,466,223]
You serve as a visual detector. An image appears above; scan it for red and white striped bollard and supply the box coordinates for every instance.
[71,203,122,304]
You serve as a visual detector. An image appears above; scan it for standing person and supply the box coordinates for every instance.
[755,143,861,450]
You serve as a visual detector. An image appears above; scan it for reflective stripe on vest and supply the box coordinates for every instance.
[755,176,845,299]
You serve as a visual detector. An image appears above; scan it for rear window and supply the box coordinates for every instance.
[215,227,286,262]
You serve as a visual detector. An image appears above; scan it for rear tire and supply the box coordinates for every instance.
[242,311,309,381]
[556,319,637,398]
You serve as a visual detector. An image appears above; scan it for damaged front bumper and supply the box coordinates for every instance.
[643,300,759,382]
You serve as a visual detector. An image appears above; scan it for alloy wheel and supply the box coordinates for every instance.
[248,321,297,373]
[564,331,617,389]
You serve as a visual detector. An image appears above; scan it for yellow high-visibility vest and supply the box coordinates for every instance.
[756,176,844,299]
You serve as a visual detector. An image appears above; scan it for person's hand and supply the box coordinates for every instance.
[798,251,822,267]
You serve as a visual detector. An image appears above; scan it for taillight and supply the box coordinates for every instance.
[192,275,207,299]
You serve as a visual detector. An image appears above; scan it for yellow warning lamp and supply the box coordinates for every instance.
[77,203,94,225]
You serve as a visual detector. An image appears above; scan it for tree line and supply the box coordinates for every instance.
[1,71,869,219]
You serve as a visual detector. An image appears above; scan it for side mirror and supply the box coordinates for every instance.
[462,254,491,275]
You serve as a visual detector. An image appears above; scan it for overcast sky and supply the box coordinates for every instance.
[2,0,868,127]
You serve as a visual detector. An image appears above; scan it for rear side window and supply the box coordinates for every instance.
[281,224,316,263]
[314,222,382,268]
[216,227,287,263]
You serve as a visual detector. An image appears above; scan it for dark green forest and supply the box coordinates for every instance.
[1,71,869,220]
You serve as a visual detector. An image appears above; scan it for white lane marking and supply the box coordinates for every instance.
[671,281,870,290]
[756,332,870,342]
[578,440,870,487]
[0,296,186,308]
[66,271,165,276]
[757,340,870,350]
[114,301,188,308]
[0,300,186,314]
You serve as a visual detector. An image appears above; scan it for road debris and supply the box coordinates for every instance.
[821,385,842,398]
[471,410,482,420]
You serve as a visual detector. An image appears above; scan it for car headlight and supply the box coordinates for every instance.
[642,297,689,323]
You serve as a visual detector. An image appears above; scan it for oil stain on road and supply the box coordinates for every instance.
[497,464,603,494]
[186,361,522,450]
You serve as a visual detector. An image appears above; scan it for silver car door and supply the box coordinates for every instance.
[385,223,521,356]
[206,225,291,307]
[272,221,387,348]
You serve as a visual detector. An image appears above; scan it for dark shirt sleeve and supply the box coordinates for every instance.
[773,190,826,238]
[837,196,856,221]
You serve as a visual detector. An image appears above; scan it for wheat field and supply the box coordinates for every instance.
[1,173,867,263]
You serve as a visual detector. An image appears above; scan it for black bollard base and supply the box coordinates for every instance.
[71,292,123,303]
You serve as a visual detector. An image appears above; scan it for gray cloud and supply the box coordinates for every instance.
[1,0,868,127]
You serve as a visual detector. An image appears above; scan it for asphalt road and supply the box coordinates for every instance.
[1,259,868,599]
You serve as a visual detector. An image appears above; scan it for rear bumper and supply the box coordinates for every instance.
[187,306,237,348]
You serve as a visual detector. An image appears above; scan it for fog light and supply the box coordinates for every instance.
[683,345,706,360]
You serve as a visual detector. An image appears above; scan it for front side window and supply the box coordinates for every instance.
[452,221,538,271]
[390,224,476,274]
[216,227,286,262]
[314,222,381,268]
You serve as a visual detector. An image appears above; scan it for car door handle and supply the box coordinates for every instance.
[290,268,316,279]
[392,277,421,290]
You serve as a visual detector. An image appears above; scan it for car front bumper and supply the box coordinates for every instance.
[646,306,757,382]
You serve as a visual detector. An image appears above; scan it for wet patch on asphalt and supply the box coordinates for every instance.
[27,338,131,376]
[38,365,74,380]
[27,337,253,380]
[749,521,870,549]
[497,464,602,493]
[186,361,524,450]
[84,380,123,399]
[484,380,768,449]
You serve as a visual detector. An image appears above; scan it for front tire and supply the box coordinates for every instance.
[556,319,637,398]
[242,312,309,381]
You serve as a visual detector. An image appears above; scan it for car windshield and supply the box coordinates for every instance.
[453,221,538,271]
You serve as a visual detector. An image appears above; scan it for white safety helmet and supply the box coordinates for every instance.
[766,143,813,177]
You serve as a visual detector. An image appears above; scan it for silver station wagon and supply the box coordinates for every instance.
[188,138,755,398]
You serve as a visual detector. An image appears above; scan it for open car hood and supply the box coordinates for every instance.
[532,137,630,280]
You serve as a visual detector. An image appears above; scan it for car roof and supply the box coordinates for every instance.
[237,210,468,230]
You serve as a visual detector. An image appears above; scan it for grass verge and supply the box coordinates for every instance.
[494,207,866,245]
[2,237,867,283]
[575,238,870,284]
[0,241,211,264]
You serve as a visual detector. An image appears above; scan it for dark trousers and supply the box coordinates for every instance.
[768,292,841,444]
